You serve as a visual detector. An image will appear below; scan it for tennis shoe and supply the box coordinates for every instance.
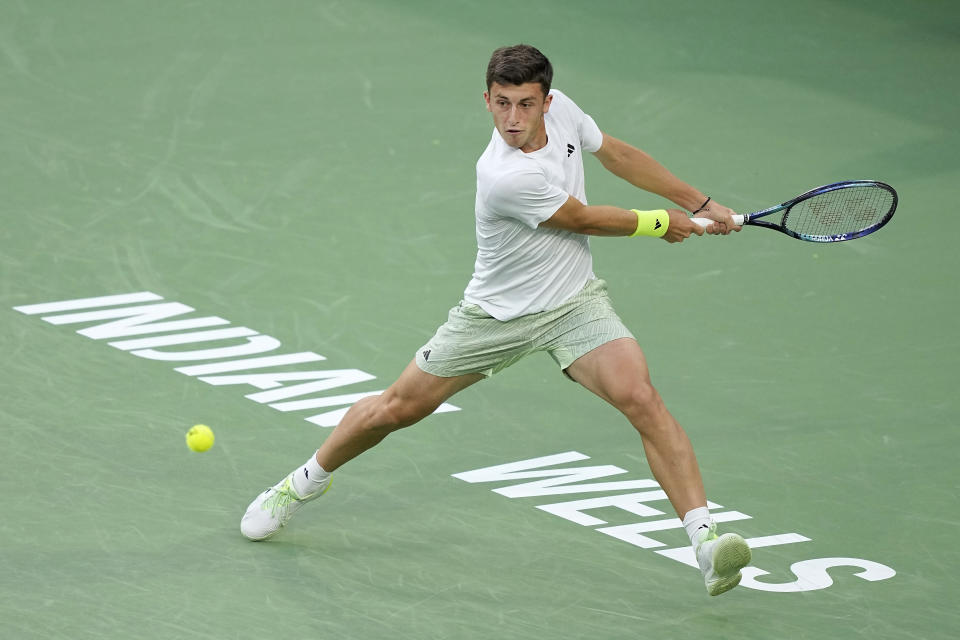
[240,471,331,541]
[695,522,752,596]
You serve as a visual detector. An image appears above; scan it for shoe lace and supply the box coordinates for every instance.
[704,521,718,541]
[696,522,719,552]
[263,482,301,521]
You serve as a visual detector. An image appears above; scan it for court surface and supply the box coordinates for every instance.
[2,1,958,638]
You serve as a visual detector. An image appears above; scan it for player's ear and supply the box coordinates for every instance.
[542,92,553,113]
[483,91,492,112]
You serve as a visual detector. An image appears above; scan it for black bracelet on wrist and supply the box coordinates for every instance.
[691,196,711,214]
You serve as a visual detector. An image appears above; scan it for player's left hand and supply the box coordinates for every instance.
[693,201,741,235]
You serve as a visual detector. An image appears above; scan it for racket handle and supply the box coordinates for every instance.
[691,214,745,228]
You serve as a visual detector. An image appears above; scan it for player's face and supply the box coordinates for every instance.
[484,82,553,153]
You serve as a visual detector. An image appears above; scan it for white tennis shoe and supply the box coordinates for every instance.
[241,471,331,541]
[695,522,752,596]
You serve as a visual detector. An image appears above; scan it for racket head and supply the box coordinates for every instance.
[750,181,898,242]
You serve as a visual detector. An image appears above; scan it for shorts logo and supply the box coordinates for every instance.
[422,349,431,361]
[566,143,575,157]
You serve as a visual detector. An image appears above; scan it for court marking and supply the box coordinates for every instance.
[13,290,460,427]
[453,451,896,593]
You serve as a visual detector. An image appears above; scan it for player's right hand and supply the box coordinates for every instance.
[662,208,703,243]
[692,201,741,235]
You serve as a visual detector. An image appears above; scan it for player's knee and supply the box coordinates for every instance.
[613,382,663,424]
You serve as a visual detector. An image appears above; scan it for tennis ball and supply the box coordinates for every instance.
[186,424,215,452]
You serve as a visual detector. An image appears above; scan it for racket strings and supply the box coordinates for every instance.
[784,186,894,238]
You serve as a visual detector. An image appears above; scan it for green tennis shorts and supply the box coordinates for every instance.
[415,278,635,378]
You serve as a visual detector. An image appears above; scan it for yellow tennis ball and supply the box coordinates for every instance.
[186,424,215,452]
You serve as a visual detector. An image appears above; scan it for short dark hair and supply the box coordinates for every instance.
[486,44,553,96]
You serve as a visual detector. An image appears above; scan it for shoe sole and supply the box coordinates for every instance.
[707,533,752,597]
[244,529,279,542]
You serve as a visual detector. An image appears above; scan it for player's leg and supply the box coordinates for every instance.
[564,337,705,516]
[241,361,483,541]
[564,337,751,595]
[316,359,484,471]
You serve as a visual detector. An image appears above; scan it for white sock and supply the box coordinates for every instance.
[292,451,330,497]
[682,506,712,547]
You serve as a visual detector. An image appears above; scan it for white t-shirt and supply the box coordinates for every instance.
[463,89,604,321]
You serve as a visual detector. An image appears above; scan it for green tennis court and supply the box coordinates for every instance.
[2,1,957,638]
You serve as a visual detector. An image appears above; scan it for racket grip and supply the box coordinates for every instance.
[691,214,744,228]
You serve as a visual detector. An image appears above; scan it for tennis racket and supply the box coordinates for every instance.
[691,180,897,242]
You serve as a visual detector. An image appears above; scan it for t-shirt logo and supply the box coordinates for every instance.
[566,143,575,157]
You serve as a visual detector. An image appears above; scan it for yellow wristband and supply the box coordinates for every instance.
[630,209,669,237]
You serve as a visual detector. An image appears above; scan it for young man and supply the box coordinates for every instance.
[241,44,751,596]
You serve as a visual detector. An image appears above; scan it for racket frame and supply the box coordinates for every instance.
[741,180,898,243]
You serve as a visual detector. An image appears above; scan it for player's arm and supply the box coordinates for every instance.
[540,195,702,243]
[591,133,740,234]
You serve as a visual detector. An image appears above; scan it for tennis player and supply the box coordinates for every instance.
[242,44,751,596]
